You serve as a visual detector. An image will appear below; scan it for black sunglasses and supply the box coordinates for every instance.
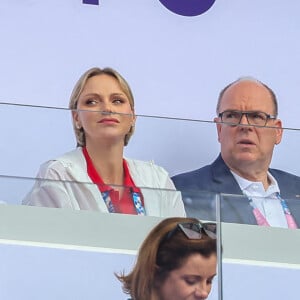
[165,222,217,241]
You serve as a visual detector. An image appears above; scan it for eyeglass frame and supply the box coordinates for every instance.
[218,110,277,127]
[164,222,217,242]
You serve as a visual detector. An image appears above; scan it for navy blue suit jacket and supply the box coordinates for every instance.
[172,154,300,225]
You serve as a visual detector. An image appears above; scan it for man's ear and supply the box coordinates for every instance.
[214,117,222,143]
[274,118,283,145]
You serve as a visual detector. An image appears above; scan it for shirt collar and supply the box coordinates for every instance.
[230,169,280,197]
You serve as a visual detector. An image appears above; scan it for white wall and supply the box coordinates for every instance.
[0,2,300,179]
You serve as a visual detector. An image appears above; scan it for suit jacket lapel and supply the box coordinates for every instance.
[211,154,257,225]
[283,199,300,228]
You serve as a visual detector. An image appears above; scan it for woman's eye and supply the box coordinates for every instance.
[86,99,97,105]
[184,278,197,285]
[207,276,215,285]
[113,98,124,104]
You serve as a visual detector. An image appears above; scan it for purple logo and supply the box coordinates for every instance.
[83,0,99,5]
[158,0,216,17]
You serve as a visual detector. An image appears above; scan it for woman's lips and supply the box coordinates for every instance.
[98,118,119,123]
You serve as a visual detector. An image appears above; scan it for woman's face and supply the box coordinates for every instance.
[73,74,135,146]
[159,253,217,300]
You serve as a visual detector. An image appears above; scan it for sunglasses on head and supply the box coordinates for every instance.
[165,222,217,241]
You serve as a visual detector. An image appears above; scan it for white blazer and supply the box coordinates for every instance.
[23,148,186,217]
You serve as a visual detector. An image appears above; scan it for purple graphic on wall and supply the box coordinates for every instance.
[158,0,216,17]
[83,0,99,5]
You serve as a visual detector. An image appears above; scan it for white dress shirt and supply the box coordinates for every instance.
[231,171,288,228]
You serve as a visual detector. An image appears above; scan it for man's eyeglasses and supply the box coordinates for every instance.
[165,222,217,241]
[218,110,277,127]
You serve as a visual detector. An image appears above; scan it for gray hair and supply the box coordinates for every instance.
[216,76,278,116]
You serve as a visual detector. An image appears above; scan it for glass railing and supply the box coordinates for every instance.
[0,175,184,217]
[2,102,300,180]
[1,102,300,299]
[1,177,300,299]
[0,175,220,299]
[217,194,300,300]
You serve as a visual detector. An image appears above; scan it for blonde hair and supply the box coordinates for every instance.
[117,217,217,300]
[69,67,135,146]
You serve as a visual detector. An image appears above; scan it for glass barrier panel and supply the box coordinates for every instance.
[0,174,39,205]
[0,175,185,217]
[218,193,300,227]
[1,102,300,181]
[0,181,220,300]
[218,194,300,300]
[174,188,218,222]
[2,102,300,300]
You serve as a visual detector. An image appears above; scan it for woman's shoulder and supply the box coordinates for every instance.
[125,158,170,184]
[126,158,167,173]
[44,148,83,165]
[38,148,85,175]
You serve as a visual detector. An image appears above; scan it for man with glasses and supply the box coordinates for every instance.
[172,77,300,228]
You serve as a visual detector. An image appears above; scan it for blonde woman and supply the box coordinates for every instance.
[23,67,185,217]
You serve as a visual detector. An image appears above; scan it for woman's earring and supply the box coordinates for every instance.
[76,123,81,129]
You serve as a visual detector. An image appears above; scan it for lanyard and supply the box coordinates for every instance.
[131,189,146,215]
[82,147,146,215]
[102,188,146,216]
[249,193,298,229]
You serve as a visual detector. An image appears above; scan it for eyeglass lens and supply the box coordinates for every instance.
[202,223,217,239]
[221,111,268,126]
[179,222,217,240]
